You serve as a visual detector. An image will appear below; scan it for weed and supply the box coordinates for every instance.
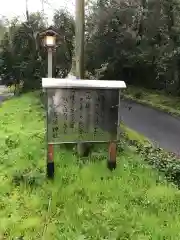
[0,92,180,239]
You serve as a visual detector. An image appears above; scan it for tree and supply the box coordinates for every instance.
[0,10,75,93]
[84,0,180,95]
[53,9,75,77]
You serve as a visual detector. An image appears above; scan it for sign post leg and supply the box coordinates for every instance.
[107,141,117,170]
[47,144,54,179]
[107,90,119,171]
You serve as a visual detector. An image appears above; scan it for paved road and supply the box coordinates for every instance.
[121,99,180,155]
[0,85,13,103]
[0,85,7,93]
[0,95,9,102]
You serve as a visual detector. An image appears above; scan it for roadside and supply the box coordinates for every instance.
[121,122,150,145]
[122,86,180,117]
[1,92,180,239]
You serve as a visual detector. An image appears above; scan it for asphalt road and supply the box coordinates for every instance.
[0,85,13,103]
[0,85,7,93]
[0,95,8,102]
[121,99,180,155]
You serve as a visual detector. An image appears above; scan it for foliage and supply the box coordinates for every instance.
[0,10,75,93]
[1,93,180,239]
[53,10,75,78]
[85,0,180,95]
[0,18,7,44]
[121,129,180,187]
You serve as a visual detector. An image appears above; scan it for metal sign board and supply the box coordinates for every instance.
[47,88,119,144]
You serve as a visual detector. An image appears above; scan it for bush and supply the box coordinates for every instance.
[122,132,180,187]
[134,91,143,99]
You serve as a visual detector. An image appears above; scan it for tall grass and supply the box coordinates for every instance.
[0,93,180,239]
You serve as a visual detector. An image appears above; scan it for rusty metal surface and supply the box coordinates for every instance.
[47,88,119,143]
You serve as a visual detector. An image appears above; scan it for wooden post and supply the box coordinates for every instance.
[75,0,90,157]
[107,90,120,170]
[108,141,117,170]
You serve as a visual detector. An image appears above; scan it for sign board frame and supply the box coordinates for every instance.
[42,78,126,178]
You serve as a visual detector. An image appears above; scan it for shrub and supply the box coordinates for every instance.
[122,132,180,187]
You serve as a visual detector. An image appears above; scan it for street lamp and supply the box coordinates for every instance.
[39,27,61,179]
[39,27,61,78]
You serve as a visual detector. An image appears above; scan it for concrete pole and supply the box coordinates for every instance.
[48,48,53,78]
[75,0,85,79]
[25,0,29,22]
[75,0,90,157]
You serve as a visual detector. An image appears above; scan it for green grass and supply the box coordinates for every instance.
[123,86,180,117]
[1,92,180,239]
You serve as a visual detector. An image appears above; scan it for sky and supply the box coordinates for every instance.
[0,0,75,23]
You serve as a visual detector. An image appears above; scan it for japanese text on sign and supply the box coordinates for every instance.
[47,89,118,143]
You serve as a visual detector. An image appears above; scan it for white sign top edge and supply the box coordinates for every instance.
[42,78,126,89]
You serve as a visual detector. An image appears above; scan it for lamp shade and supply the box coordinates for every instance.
[45,35,56,47]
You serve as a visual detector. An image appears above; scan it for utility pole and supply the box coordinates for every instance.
[75,0,85,79]
[41,0,45,15]
[75,0,90,157]
[25,0,29,22]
